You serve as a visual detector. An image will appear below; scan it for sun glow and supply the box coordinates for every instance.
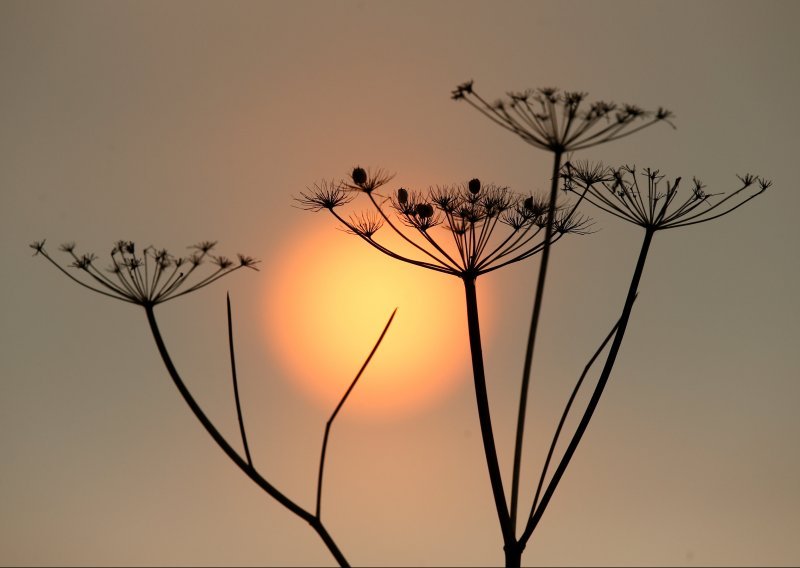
[265,221,493,417]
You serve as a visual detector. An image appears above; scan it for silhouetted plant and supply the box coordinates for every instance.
[299,170,592,553]
[452,83,678,553]
[30,239,397,568]
[516,164,771,548]
[297,84,768,567]
[32,80,770,567]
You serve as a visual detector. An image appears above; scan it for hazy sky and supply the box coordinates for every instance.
[2,1,799,566]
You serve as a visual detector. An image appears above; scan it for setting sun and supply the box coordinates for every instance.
[264,221,493,417]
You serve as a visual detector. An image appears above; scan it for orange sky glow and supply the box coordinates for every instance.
[265,221,495,416]
[3,1,799,566]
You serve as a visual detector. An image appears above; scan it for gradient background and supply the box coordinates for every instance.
[2,1,799,566]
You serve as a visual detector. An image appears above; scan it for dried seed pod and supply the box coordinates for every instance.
[523,196,534,211]
[397,187,409,204]
[468,178,481,194]
[416,203,434,218]
[352,166,367,186]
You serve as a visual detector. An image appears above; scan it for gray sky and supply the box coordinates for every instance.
[2,1,799,565]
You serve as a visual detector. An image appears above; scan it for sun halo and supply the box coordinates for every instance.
[264,220,494,418]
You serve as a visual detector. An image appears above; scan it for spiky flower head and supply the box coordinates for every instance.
[298,166,588,278]
[562,162,770,231]
[31,240,259,306]
[452,80,674,153]
[296,180,355,211]
[345,166,395,194]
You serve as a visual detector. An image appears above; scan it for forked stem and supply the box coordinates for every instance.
[144,305,350,567]
[227,293,253,467]
[528,306,630,519]
[521,228,654,544]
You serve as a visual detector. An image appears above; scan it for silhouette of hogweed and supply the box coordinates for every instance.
[452,81,675,152]
[298,167,591,277]
[29,239,258,305]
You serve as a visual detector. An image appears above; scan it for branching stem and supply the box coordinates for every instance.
[227,293,253,467]
[144,305,350,567]
[521,228,654,544]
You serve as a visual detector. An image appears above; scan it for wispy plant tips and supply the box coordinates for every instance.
[452,81,675,152]
[298,171,590,278]
[31,240,259,306]
[562,162,769,230]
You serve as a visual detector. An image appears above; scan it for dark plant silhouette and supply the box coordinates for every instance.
[452,83,677,551]
[299,169,592,552]
[31,80,770,567]
[517,164,771,546]
[30,239,398,567]
[296,85,768,567]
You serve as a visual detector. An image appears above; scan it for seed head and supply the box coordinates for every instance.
[343,166,395,194]
[453,81,675,153]
[31,240,258,306]
[300,166,584,277]
[352,166,368,186]
[563,163,769,230]
[295,180,354,211]
[416,203,435,218]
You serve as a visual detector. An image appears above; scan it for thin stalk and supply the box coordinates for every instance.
[316,309,397,519]
[227,293,252,467]
[509,150,563,531]
[462,277,514,547]
[528,308,629,518]
[144,305,350,567]
[521,228,655,544]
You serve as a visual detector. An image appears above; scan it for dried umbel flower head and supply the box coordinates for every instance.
[345,166,395,194]
[296,180,355,211]
[297,169,589,278]
[452,80,674,153]
[31,240,259,306]
[562,161,771,230]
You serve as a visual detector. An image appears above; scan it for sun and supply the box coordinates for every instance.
[264,220,493,417]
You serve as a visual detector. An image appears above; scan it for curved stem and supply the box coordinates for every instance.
[528,309,628,519]
[227,293,252,467]
[521,228,655,545]
[144,305,350,567]
[462,277,514,548]
[509,150,562,531]
[316,309,397,518]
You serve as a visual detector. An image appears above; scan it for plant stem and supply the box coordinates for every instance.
[528,308,628,519]
[462,277,514,548]
[144,305,350,567]
[521,228,655,545]
[504,543,523,568]
[316,309,396,518]
[227,293,253,467]
[509,150,563,531]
